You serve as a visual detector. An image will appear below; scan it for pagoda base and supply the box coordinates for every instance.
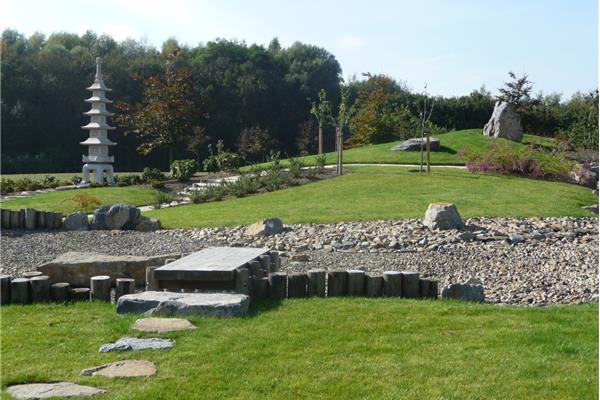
[82,163,114,185]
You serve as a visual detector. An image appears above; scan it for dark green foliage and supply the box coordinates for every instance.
[116,174,142,186]
[141,167,167,182]
[153,191,177,209]
[288,157,305,179]
[226,174,262,197]
[149,179,165,189]
[170,159,199,181]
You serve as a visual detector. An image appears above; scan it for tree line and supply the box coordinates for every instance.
[1,29,597,173]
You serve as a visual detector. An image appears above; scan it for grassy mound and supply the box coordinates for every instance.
[147,166,596,228]
[1,300,597,399]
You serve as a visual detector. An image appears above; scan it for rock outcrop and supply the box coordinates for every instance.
[483,101,523,142]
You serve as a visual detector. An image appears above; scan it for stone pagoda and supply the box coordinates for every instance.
[80,57,116,185]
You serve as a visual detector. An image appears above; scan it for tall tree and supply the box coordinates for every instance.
[335,86,351,175]
[114,49,199,165]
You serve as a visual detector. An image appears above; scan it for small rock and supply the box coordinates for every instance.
[81,359,156,378]
[64,212,89,231]
[134,216,162,232]
[6,382,107,399]
[508,233,525,244]
[423,202,465,230]
[531,230,546,241]
[442,283,485,302]
[291,253,310,262]
[245,218,284,236]
[99,337,175,352]
[457,231,476,241]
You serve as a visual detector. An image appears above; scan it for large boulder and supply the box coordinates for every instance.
[117,291,250,317]
[64,211,89,231]
[245,218,284,236]
[423,202,464,230]
[569,163,599,188]
[37,251,179,287]
[134,216,162,232]
[483,101,523,142]
[391,137,440,152]
[91,204,140,230]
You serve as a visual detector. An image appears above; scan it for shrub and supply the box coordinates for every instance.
[261,169,289,192]
[153,191,177,209]
[202,184,228,201]
[288,158,305,179]
[148,179,165,189]
[315,154,327,174]
[42,175,57,186]
[70,193,102,213]
[460,140,573,181]
[1,178,15,194]
[70,176,82,185]
[141,167,166,182]
[226,174,261,197]
[117,174,142,186]
[170,159,199,181]
[203,141,241,173]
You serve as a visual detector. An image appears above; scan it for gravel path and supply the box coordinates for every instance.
[2,217,597,306]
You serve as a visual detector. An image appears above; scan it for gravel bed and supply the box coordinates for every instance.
[1,217,597,306]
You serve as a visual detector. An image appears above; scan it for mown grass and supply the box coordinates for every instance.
[1,300,597,399]
[147,166,597,228]
[244,129,557,169]
[0,186,158,214]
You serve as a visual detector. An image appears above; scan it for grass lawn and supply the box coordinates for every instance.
[244,129,557,169]
[147,166,597,228]
[0,186,158,214]
[1,300,597,399]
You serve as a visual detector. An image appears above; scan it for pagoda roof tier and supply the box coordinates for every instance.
[85,95,113,104]
[86,81,112,91]
[80,137,117,146]
[81,122,116,130]
[83,109,114,117]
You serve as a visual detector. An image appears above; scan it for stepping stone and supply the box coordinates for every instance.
[81,359,156,378]
[6,382,106,399]
[117,291,250,317]
[99,337,174,353]
[132,317,197,333]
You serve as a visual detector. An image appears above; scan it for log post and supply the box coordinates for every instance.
[383,271,402,297]
[247,260,262,277]
[30,275,51,302]
[347,270,366,296]
[10,278,30,304]
[146,266,159,291]
[35,210,45,229]
[250,277,269,299]
[1,209,10,229]
[90,275,111,302]
[327,270,347,297]
[115,278,135,302]
[419,278,431,298]
[50,282,71,302]
[287,273,307,298]
[269,251,281,272]
[401,271,420,298]
[365,274,383,297]
[24,208,37,230]
[9,210,20,229]
[1,274,11,305]
[53,212,63,229]
[71,287,90,301]
[18,209,25,229]
[235,267,250,295]
[429,279,439,299]
[258,255,272,275]
[44,211,54,229]
[307,269,326,297]
[268,272,287,299]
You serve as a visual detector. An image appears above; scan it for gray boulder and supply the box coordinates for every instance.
[134,216,162,232]
[423,202,464,230]
[117,291,250,317]
[442,282,485,302]
[245,218,284,236]
[483,101,523,142]
[99,337,174,352]
[91,204,140,230]
[391,137,440,152]
[64,211,89,231]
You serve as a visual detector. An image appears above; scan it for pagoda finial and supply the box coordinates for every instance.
[95,57,102,81]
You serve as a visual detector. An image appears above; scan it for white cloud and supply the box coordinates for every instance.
[338,34,367,50]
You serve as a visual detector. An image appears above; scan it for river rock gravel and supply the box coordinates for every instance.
[1,217,597,306]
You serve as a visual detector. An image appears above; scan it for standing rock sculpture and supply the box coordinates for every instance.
[483,101,523,142]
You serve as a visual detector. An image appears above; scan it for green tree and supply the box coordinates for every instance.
[310,89,333,154]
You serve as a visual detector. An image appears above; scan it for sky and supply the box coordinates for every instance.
[1,0,597,98]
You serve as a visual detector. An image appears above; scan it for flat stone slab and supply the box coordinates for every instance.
[6,382,107,399]
[81,360,156,378]
[37,251,179,286]
[117,291,250,317]
[154,247,269,281]
[132,317,197,333]
[391,137,440,151]
[99,337,174,353]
